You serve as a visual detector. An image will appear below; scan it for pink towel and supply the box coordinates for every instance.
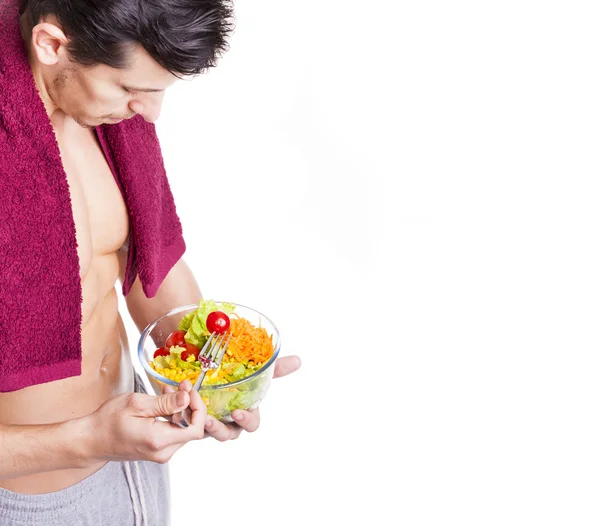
[0,1,186,392]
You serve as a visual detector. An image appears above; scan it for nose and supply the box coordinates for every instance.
[128,92,165,123]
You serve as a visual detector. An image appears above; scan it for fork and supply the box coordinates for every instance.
[173,330,232,428]
[192,330,232,390]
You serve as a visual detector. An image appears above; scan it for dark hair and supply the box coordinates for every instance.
[20,0,234,77]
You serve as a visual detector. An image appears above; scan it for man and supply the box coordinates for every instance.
[0,0,300,524]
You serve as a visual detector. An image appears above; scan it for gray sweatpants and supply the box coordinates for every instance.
[0,374,170,525]
[0,460,170,526]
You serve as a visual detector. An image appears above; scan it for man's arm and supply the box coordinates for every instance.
[0,419,87,479]
[0,390,204,480]
[117,247,202,333]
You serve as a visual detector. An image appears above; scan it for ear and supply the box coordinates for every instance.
[30,22,69,66]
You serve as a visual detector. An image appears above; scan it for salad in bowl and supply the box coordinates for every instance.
[137,300,280,423]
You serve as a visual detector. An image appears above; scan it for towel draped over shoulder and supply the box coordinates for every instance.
[0,0,186,392]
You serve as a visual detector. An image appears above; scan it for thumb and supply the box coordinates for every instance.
[273,355,302,379]
[136,391,189,418]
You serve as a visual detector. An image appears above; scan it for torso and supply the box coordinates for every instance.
[0,113,134,494]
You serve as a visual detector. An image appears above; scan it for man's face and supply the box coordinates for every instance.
[47,44,178,128]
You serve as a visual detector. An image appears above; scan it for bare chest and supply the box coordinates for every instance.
[53,124,129,277]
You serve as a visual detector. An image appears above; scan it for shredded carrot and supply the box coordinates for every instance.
[226,317,274,364]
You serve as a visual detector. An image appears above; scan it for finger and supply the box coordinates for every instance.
[231,408,260,433]
[178,379,193,392]
[273,355,301,379]
[175,379,206,427]
[148,434,196,463]
[204,416,242,442]
[151,418,204,447]
[169,379,192,424]
[132,391,190,418]
[188,388,208,428]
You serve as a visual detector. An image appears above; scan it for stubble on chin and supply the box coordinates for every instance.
[72,118,96,129]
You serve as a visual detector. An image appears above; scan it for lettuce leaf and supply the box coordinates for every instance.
[178,312,195,332]
[182,299,236,349]
[226,390,259,412]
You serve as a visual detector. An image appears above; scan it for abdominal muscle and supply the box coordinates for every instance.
[0,252,135,494]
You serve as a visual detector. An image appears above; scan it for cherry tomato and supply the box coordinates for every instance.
[206,311,230,334]
[180,343,200,362]
[165,330,187,348]
[153,347,170,358]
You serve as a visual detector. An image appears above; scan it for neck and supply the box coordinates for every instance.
[20,15,59,119]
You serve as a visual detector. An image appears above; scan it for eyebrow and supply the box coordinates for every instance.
[123,86,165,93]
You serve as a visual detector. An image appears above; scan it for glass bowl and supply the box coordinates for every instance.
[136,302,281,423]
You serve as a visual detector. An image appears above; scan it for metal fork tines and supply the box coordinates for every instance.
[192,331,232,390]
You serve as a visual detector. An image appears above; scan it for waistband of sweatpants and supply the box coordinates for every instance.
[0,458,121,523]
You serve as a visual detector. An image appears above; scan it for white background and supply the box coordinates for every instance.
[119,1,600,525]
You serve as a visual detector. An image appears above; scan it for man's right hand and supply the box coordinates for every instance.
[79,389,206,465]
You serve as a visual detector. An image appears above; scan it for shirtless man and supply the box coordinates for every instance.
[0,1,300,524]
